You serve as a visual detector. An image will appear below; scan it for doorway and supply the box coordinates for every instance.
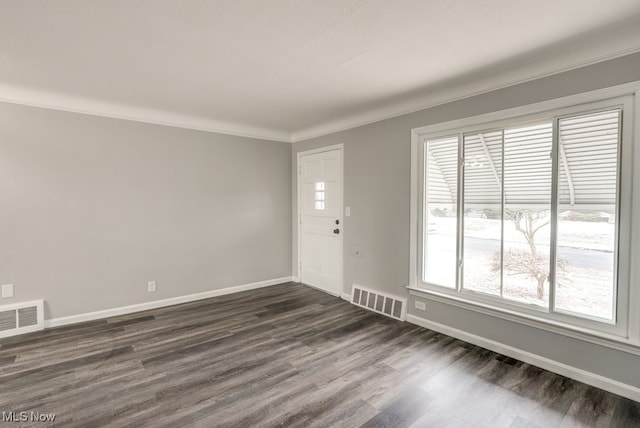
[297,145,343,296]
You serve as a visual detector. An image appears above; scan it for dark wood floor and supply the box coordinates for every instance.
[1,282,639,427]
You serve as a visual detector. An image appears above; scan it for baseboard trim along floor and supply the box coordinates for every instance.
[44,276,296,329]
[407,314,640,403]
[3,283,639,426]
[41,280,640,404]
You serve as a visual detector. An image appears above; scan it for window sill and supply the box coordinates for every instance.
[406,285,640,356]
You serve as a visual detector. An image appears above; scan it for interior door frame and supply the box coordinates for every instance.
[296,144,344,296]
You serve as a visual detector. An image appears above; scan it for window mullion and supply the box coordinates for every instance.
[419,139,426,285]
[549,118,559,313]
[500,129,505,298]
[456,133,464,292]
[414,88,635,338]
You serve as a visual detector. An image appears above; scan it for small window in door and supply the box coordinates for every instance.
[315,182,326,210]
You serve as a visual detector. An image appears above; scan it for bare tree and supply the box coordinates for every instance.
[492,250,547,299]
[491,209,561,299]
[506,209,549,257]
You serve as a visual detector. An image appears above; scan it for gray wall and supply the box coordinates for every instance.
[292,52,640,388]
[0,103,292,319]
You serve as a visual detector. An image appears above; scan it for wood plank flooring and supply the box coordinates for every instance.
[1,282,639,427]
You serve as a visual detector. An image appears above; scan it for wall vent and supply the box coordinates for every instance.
[350,285,406,321]
[0,300,44,339]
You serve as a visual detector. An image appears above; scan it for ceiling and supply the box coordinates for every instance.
[1,0,640,142]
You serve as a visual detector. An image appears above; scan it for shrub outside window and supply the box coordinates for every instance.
[410,86,638,343]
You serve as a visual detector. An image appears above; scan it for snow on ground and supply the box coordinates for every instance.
[424,213,614,320]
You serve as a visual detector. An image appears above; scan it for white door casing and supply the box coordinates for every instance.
[297,145,343,296]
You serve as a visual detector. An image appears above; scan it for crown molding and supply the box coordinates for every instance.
[0,83,292,143]
[290,46,640,142]
[2,45,639,145]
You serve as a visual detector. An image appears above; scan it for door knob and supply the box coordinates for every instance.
[333,229,340,234]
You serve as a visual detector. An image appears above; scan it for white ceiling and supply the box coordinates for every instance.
[1,0,640,142]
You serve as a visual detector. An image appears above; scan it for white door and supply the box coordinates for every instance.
[298,147,343,296]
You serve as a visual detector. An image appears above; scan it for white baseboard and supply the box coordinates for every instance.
[291,276,300,283]
[45,276,295,329]
[406,314,640,403]
[341,283,353,301]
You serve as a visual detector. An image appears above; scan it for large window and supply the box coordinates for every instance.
[411,86,637,341]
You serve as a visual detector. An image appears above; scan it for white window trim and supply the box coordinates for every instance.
[409,81,640,353]
[417,100,630,337]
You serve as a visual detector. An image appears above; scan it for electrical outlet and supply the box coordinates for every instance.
[1,284,14,298]
[147,281,157,293]
[414,301,426,311]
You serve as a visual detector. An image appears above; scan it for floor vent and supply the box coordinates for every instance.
[0,300,44,339]
[350,285,406,321]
